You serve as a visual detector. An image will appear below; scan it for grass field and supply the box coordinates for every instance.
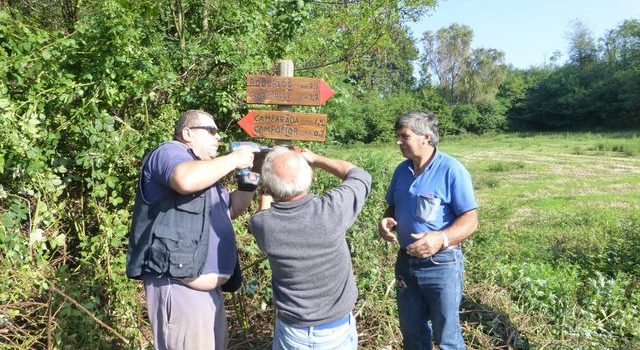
[444,133,640,349]
[228,132,640,349]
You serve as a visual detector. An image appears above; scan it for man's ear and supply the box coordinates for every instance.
[181,127,192,142]
[263,184,272,196]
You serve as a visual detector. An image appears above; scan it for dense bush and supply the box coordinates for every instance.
[0,2,279,347]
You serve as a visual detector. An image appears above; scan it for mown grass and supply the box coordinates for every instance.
[228,132,640,349]
[441,132,640,349]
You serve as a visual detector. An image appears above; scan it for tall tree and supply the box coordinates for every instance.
[457,48,507,105]
[601,19,640,69]
[420,23,473,103]
[566,19,597,66]
[511,18,640,131]
[347,25,420,95]
[286,0,437,95]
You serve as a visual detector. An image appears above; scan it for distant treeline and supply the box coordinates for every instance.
[412,20,640,136]
[506,19,640,131]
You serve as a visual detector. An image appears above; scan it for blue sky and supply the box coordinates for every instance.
[409,0,640,68]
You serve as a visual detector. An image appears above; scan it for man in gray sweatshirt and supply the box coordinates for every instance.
[249,146,372,350]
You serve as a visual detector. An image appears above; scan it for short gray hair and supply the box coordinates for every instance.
[395,111,440,146]
[174,110,214,141]
[262,146,312,201]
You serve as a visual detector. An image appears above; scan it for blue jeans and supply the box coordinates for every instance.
[395,248,465,350]
[272,313,358,350]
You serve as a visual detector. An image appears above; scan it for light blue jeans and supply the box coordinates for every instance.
[395,248,465,350]
[272,313,358,350]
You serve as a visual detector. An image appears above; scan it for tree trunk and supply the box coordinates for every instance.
[202,0,209,32]
[170,0,186,52]
[60,0,79,33]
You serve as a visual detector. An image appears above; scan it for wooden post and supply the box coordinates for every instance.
[277,60,293,113]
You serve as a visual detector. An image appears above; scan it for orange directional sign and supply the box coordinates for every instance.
[246,75,334,106]
[238,110,327,141]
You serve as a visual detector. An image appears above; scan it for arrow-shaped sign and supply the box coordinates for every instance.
[238,110,327,142]
[246,75,334,106]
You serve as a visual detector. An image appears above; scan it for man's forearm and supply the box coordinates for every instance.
[258,194,273,211]
[441,209,478,246]
[171,155,238,194]
[310,155,355,179]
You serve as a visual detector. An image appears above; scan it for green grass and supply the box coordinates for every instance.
[438,132,640,349]
[228,132,640,349]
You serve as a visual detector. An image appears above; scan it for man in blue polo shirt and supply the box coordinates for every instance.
[379,111,478,350]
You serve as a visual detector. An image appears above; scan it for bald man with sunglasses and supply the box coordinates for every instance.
[126,110,258,349]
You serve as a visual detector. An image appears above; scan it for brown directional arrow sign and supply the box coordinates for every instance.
[246,75,335,106]
[238,110,327,142]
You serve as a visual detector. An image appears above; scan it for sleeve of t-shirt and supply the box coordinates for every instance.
[146,142,192,186]
[321,167,372,232]
[217,184,232,210]
[449,161,477,216]
[248,214,266,249]
[142,142,193,203]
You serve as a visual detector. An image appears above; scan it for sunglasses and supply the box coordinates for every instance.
[189,125,219,136]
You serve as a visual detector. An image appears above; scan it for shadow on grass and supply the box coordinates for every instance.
[461,295,531,350]
[228,333,272,350]
[226,296,531,350]
[226,305,274,350]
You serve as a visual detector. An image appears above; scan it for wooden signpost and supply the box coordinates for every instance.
[246,75,334,106]
[241,64,334,142]
[238,110,327,142]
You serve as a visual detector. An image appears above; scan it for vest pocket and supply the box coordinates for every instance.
[146,226,198,278]
[146,244,168,273]
[167,248,195,278]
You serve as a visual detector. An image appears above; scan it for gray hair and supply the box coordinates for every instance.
[262,146,312,201]
[173,110,214,141]
[395,111,439,147]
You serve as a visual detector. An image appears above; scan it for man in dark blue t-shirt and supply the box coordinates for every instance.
[129,110,257,349]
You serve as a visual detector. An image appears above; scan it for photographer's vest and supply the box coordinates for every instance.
[126,144,211,279]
